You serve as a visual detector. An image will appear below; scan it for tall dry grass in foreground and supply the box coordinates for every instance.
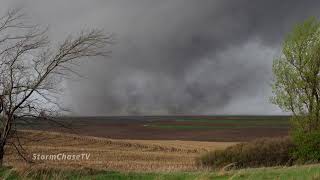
[4,130,236,172]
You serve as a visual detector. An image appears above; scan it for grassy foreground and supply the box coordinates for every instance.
[1,164,320,180]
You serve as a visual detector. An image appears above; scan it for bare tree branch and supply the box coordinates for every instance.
[0,8,112,166]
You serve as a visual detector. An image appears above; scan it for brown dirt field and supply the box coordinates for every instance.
[5,130,236,172]
[73,126,288,142]
[27,117,289,142]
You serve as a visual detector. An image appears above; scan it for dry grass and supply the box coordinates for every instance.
[197,137,294,169]
[4,130,236,172]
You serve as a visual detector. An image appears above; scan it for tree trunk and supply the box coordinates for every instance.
[0,142,5,167]
[0,113,11,167]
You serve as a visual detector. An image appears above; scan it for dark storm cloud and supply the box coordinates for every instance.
[2,0,320,115]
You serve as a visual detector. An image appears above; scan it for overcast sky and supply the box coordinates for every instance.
[2,0,320,115]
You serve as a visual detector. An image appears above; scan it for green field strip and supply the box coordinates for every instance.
[174,119,290,125]
[146,124,289,130]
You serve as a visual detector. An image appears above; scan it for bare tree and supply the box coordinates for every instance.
[0,8,112,166]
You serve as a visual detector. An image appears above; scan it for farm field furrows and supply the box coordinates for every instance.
[5,130,236,172]
[20,116,290,141]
